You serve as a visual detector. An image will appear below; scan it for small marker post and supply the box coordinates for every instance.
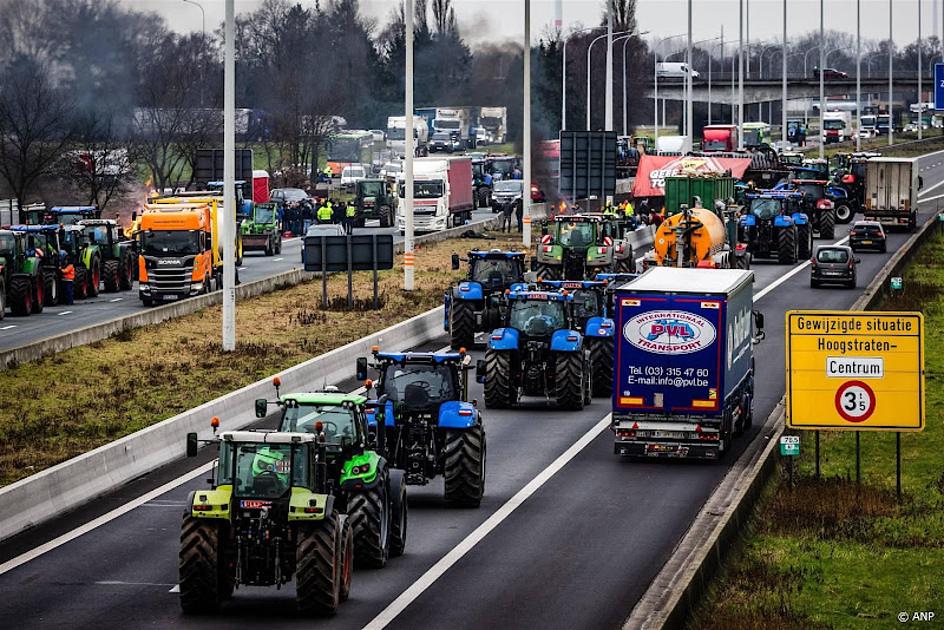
[815,430,821,480]
[896,431,902,502]
[855,431,861,485]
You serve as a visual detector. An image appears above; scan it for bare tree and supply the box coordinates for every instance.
[60,107,137,210]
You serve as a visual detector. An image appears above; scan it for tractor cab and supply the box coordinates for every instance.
[445,249,526,349]
[206,180,253,220]
[537,280,607,329]
[47,206,100,226]
[535,215,628,279]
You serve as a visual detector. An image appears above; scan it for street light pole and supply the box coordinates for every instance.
[857,0,862,150]
[605,2,614,131]
[652,33,686,148]
[819,0,825,159]
[709,31,724,125]
[222,0,235,351]
[587,29,630,129]
[562,26,597,131]
[404,0,415,290]
[182,0,205,36]
[890,0,894,146]
[523,0,531,246]
[782,0,788,145]
[739,0,745,149]
[919,0,924,140]
[686,0,693,151]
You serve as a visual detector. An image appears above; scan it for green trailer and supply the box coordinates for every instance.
[663,175,737,217]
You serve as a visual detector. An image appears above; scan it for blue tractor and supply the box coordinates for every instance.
[356,350,486,507]
[480,288,592,410]
[738,192,812,264]
[445,249,526,349]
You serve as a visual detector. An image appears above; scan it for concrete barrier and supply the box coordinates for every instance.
[0,305,445,541]
[0,215,503,370]
[623,207,942,629]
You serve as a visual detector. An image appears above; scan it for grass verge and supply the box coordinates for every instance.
[0,230,530,487]
[688,234,944,630]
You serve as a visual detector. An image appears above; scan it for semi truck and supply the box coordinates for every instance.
[327,131,374,176]
[433,107,476,148]
[386,115,430,157]
[863,156,920,231]
[611,267,764,459]
[396,156,474,232]
[478,107,507,144]
[701,125,739,152]
[822,111,853,144]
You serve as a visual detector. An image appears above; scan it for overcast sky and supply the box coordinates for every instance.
[133,0,933,49]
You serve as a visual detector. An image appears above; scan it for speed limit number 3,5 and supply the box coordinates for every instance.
[786,311,925,432]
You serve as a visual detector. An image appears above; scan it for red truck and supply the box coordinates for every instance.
[397,156,474,232]
[701,125,739,152]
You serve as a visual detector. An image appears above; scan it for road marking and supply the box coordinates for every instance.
[169,584,180,593]
[0,325,15,330]
[238,266,247,271]
[109,298,123,303]
[363,414,613,629]
[273,257,284,262]
[58,311,72,316]
[95,580,175,587]
[754,236,849,303]
[0,462,213,577]
[918,176,944,197]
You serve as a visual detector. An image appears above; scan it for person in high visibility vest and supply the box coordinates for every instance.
[623,200,635,217]
[344,202,356,234]
[317,200,333,224]
[61,254,75,305]
[602,200,617,216]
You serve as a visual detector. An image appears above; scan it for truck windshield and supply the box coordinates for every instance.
[702,139,729,151]
[280,404,357,445]
[219,443,309,498]
[360,181,384,197]
[387,127,406,140]
[382,364,456,407]
[471,258,519,286]
[824,120,845,130]
[751,198,783,220]
[254,205,276,225]
[435,120,461,131]
[141,230,201,256]
[556,221,596,247]
[399,182,443,199]
[509,300,566,336]
[494,181,522,193]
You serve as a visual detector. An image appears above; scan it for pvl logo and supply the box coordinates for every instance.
[623,310,717,355]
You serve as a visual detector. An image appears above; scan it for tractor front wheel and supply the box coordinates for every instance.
[797,222,813,260]
[835,203,853,224]
[178,515,226,614]
[338,515,353,602]
[0,279,5,320]
[74,267,88,300]
[348,468,391,569]
[484,349,516,409]
[9,276,31,316]
[777,226,798,265]
[449,300,475,349]
[87,258,101,297]
[43,270,57,307]
[296,513,342,616]
[443,425,486,508]
[31,276,44,314]
[120,254,135,290]
[818,208,836,240]
[103,259,121,293]
[587,338,613,398]
[554,351,585,410]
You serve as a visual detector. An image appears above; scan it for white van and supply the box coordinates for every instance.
[656,62,699,80]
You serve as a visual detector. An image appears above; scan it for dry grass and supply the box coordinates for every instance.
[0,231,531,486]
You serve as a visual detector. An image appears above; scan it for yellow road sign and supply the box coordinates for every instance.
[786,310,924,431]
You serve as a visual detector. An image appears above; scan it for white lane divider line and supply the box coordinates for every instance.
[95,580,176,587]
[0,462,213,577]
[58,311,72,316]
[238,267,247,271]
[362,414,612,630]
[169,584,180,593]
[918,176,944,197]
[754,235,850,303]
[0,325,15,330]
[109,298,123,303]
[273,257,284,262]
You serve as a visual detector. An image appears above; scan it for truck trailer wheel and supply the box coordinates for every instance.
[484,349,516,408]
[178,515,225,614]
[449,300,475,349]
[777,226,797,265]
[9,276,31,316]
[587,338,613,398]
[796,223,813,260]
[348,468,391,569]
[443,425,485,508]
[389,470,408,557]
[296,513,342,616]
[554,351,585,411]
[102,259,121,292]
[818,208,836,239]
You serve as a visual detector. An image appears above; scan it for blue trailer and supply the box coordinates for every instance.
[611,268,764,459]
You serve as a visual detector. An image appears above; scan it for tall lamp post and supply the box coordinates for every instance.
[562,26,597,130]
[857,0,862,150]
[587,29,631,129]
[708,31,724,125]
[621,31,650,135]
[889,0,894,147]
[819,0,825,159]
[782,0,788,146]
[222,0,235,350]
[404,0,415,289]
[919,0,924,140]
[653,33,686,146]
[523,0,531,246]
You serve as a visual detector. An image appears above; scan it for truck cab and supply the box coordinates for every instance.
[137,203,217,305]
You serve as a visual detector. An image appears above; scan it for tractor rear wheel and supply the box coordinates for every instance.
[43,270,57,307]
[0,279,5,320]
[777,226,797,265]
[87,258,101,297]
[120,253,134,290]
[555,351,585,410]
[348,468,391,569]
[443,425,486,508]
[178,515,225,614]
[484,349,515,408]
[31,276,43,314]
[74,266,87,300]
[449,300,475,349]
[389,470,408,557]
[296,513,341,616]
[338,515,353,602]
[797,223,813,260]
[587,338,614,398]
[103,259,121,293]
[819,208,836,239]
[9,276,31,316]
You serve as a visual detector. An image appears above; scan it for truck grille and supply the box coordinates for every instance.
[149,266,192,292]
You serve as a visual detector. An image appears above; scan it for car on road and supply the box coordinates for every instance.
[491,180,523,214]
[813,67,848,80]
[849,220,887,253]
[429,131,461,153]
[340,164,367,191]
[302,224,345,265]
[270,187,311,208]
[810,245,860,288]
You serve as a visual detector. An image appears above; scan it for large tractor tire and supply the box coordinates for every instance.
[554,351,585,410]
[120,253,135,290]
[338,515,353,602]
[587,337,614,398]
[102,259,121,293]
[834,203,853,224]
[74,266,88,300]
[296,512,342,616]
[797,222,813,260]
[42,270,57,308]
[178,515,228,614]
[348,468,391,569]
[818,208,836,240]
[449,300,475,350]
[379,205,393,228]
[777,225,798,265]
[443,425,486,508]
[87,257,101,297]
[0,278,5,320]
[389,470,408,557]
[484,349,516,409]
[30,276,44,314]
[9,276,31,316]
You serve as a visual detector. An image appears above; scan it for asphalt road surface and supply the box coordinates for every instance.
[0,208,495,352]
[1,152,942,629]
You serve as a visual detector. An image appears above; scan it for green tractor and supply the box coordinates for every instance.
[60,225,102,299]
[257,385,408,569]
[354,179,395,228]
[0,229,46,316]
[8,225,62,308]
[533,214,635,280]
[78,219,136,292]
[240,202,282,256]
[180,425,354,616]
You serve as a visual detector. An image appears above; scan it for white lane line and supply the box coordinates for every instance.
[169,584,180,593]
[917,191,944,205]
[754,236,850,303]
[0,462,213,577]
[0,325,15,330]
[238,266,247,271]
[273,257,284,262]
[109,298,123,303]
[918,176,944,197]
[58,311,72,316]
[95,580,175,587]
[362,414,613,630]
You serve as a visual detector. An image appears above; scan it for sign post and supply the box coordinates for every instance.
[935,63,944,111]
[779,435,800,487]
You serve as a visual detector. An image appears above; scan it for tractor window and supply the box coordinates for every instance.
[750,199,782,221]
[470,258,519,287]
[509,300,566,336]
[85,225,110,244]
[280,404,358,445]
[254,205,276,225]
[571,289,601,321]
[56,214,84,226]
[556,221,595,247]
[382,364,457,408]
[360,181,384,197]
[221,443,309,498]
[796,183,825,199]
[0,233,15,258]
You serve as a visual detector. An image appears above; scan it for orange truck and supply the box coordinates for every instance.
[137,202,221,306]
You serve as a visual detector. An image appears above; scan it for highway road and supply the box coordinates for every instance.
[1,153,942,629]
[0,208,495,353]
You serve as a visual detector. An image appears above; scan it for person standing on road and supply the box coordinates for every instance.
[515,198,523,232]
[317,200,333,224]
[344,202,356,235]
[61,254,75,305]
[500,199,513,232]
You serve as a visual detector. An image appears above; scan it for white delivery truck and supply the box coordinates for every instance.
[433,107,474,148]
[386,115,429,157]
[396,156,474,233]
[822,111,853,144]
[478,107,508,145]
[863,157,921,231]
